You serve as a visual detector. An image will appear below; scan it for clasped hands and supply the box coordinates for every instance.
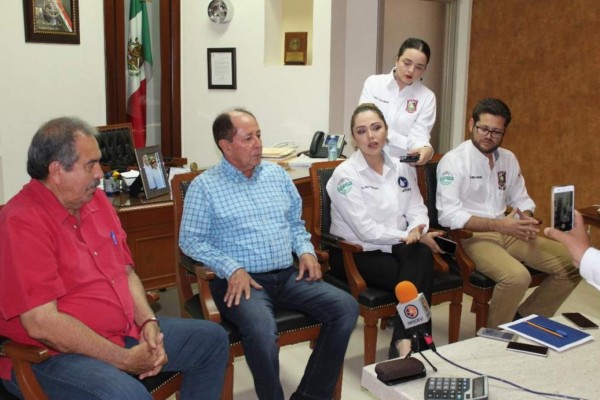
[128,321,167,379]
[498,208,541,242]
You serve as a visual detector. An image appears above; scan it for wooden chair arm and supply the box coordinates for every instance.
[4,341,50,400]
[315,249,331,274]
[433,252,449,273]
[448,229,477,279]
[145,291,160,305]
[194,264,221,324]
[338,240,368,298]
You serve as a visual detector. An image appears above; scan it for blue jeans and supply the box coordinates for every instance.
[210,266,359,400]
[2,317,228,400]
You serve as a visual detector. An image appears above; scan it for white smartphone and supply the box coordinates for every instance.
[551,185,575,232]
[506,341,549,357]
[477,327,517,342]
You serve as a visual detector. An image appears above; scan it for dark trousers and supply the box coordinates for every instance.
[329,242,434,342]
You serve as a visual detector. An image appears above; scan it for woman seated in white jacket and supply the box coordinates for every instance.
[326,103,445,359]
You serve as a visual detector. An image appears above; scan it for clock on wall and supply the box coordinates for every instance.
[207,0,234,24]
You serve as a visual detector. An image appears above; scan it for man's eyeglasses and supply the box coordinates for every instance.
[475,125,504,139]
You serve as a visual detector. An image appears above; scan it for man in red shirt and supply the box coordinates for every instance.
[0,117,228,399]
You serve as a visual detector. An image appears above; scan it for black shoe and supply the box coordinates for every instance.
[388,342,399,359]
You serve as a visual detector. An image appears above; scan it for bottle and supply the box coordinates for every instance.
[327,140,337,161]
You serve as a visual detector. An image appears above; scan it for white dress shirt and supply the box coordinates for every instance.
[436,140,536,230]
[580,247,600,290]
[327,151,429,253]
[359,70,436,158]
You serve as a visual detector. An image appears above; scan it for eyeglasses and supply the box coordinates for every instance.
[475,125,505,139]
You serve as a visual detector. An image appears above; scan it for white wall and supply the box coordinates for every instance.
[0,1,106,202]
[181,1,333,169]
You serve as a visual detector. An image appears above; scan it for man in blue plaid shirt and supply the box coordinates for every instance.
[179,109,359,400]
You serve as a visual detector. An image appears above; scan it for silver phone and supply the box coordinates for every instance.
[476,327,517,342]
[551,185,575,232]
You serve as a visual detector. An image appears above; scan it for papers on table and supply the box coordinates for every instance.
[500,314,593,352]
[262,147,296,158]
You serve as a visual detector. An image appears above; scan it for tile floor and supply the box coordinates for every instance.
[155,280,600,399]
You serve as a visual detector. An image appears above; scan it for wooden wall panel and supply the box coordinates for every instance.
[467,0,600,242]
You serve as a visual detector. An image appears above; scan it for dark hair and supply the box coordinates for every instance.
[350,103,388,133]
[212,108,256,153]
[397,37,431,64]
[27,116,97,180]
[472,98,512,127]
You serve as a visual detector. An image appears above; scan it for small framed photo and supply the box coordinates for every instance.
[135,146,170,199]
[23,0,80,44]
[207,48,237,89]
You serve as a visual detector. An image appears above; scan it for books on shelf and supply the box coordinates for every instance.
[500,314,593,352]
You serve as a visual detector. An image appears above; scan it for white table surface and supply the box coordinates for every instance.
[361,317,600,400]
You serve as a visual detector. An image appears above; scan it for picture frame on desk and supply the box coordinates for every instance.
[23,0,80,44]
[135,146,170,199]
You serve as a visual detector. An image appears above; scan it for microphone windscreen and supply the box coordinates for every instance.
[395,280,419,303]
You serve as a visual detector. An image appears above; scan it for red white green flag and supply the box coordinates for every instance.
[127,0,153,148]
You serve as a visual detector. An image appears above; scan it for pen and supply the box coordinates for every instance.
[526,321,567,338]
[110,231,117,246]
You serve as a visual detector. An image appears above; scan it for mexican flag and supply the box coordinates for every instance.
[127,0,153,148]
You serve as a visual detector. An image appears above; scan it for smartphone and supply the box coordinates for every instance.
[434,236,457,256]
[399,154,420,163]
[562,312,599,329]
[506,341,549,357]
[477,327,517,342]
[551,185,575,232]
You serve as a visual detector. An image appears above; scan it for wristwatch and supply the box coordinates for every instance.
[207,0,234,24]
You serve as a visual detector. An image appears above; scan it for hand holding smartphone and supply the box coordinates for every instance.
[551,185,575,232]
[433,236,457,256]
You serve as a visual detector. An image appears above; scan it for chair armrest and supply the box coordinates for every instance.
[448,229,477,279]
[194,264,221,323]
[145,291,160,305]
[315,249,330,274]
[3,341,50,400]
[432,252,449,273]
[335,240,368,298]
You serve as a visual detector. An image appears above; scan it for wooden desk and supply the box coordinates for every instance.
[579,206,600,228]
[111,167,312,290]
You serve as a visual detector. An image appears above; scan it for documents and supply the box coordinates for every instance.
[500,314,593,351]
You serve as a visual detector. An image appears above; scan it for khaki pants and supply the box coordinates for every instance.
[462,232,582,328]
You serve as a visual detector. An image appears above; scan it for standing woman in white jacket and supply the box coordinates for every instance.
[359,38,435,165]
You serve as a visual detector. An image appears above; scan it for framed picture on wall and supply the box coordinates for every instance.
[23,0,80,44]
[135,146,170,199]
[207,48,237,89]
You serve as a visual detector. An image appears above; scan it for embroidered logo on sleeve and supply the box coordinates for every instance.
[406,99,418,113]
[439,171,454,185]
[337,178,353,195]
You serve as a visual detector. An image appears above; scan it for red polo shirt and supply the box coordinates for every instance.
[0,180,136,380]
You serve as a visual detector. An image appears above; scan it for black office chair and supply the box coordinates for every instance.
[417,154,547,331]
[309,160,463,366]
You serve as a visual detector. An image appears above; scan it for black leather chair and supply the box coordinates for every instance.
[309,160,463,366]
[417,154,547,331]
[96,123,138,172]
[171,171,342,400]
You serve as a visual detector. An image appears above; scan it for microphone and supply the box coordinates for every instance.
[395,281,436,352]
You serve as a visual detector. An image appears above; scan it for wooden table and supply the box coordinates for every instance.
[111,167,312,290]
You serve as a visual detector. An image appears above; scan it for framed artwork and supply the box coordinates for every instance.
[135,146,170,199]
[23,0,80,44]
[207,48,237,89]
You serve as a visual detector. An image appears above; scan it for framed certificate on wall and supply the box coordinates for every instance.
[284,32,307,65]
